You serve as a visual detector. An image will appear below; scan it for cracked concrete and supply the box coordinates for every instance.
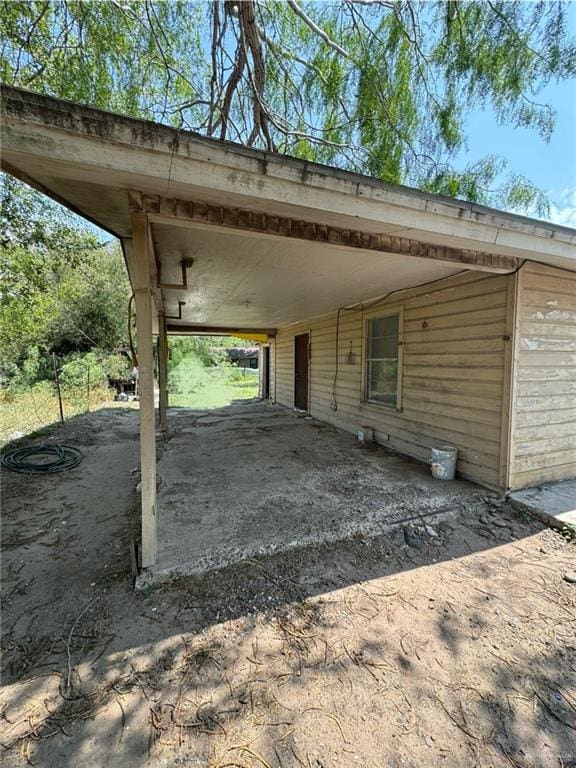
[148,400,495,582]
[510,478,576,530]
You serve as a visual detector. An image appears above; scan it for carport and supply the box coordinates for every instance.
[2,86,574,580]
[154,400,488,581]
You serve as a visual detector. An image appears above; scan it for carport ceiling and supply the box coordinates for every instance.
[153,222,462,328]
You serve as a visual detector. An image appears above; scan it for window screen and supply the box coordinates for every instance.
[366,314,399,406]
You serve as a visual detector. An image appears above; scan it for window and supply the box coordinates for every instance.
[365,313,400,406]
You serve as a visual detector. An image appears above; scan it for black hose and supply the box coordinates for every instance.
[1,444,84,474]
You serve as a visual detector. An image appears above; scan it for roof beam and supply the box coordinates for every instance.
[129,191,520,274]
[166,324,276,337]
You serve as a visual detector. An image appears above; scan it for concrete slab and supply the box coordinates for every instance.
[510,479,576,530]
[143,400,493,583]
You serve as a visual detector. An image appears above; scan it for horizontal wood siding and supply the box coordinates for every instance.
[274,272,512,487]
[509,264,576,490]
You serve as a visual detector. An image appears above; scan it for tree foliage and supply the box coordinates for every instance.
[168,335,256,371]
[0,177,131,381]
[0,175,103,296]
[2,0,574,211]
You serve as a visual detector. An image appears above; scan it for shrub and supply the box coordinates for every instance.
[59,352,107,393]
[101,352,132,381]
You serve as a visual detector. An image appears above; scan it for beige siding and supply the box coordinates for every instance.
[274,272,514,488]
[509,264,576,490]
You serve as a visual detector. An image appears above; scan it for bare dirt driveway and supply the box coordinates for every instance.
[1,403,575,768]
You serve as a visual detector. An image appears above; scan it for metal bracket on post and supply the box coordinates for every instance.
[158,312,169,433]
[158,258,194,290]
[165,301,186,321]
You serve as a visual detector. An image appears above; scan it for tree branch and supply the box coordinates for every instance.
[286,0,350,58]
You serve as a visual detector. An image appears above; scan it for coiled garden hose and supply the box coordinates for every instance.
[1,444,84,474]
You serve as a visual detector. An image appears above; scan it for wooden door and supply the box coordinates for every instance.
[262,346,270,399]
[294,333,309,411]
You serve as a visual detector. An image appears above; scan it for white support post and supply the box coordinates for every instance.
[158,312,169,432]
[132,212,157,569]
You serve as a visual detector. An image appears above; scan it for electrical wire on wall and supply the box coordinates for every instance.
[330,268,472,413]
[329,259,542,413]
[127,293,138,368]
[331,305,360,411]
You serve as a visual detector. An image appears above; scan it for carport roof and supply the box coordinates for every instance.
[2,85,575,332]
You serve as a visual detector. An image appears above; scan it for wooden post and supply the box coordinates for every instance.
[86,362,90,412]
[132,212,157,569]
[52,353,65,424]
[158,312,169,432]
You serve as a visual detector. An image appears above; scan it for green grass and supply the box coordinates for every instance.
[0,355,258,447]
[168,355,259,409]
[0,381,115,447]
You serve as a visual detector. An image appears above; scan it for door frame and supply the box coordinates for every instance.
[261,345,271,400]
[294,332,310,411]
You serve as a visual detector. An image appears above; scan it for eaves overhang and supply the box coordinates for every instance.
[1,85,575,272]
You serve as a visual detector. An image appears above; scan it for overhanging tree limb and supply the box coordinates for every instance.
[1,0,572,214]
[286,0,351,58]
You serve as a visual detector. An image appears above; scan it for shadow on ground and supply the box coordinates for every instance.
[1,404,575,767]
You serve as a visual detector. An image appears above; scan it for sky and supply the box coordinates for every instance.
[456,8,576,228]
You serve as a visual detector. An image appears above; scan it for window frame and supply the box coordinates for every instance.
[363,308,404,410]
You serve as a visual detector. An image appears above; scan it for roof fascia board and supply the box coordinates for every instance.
[1,86,575,267]
[137,193,519,274]
[166,324,276,337]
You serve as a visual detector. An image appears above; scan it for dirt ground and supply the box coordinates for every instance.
[1,405,576,768]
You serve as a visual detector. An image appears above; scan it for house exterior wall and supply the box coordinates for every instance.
[508,263,576,490]
[273,272,515,488]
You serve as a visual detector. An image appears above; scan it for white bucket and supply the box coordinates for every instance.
[431,445,457,481]
[357,425,374,444]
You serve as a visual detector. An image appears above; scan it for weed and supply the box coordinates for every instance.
[561,524,576,542]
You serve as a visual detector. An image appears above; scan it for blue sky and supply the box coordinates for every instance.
[456,8,576,227]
